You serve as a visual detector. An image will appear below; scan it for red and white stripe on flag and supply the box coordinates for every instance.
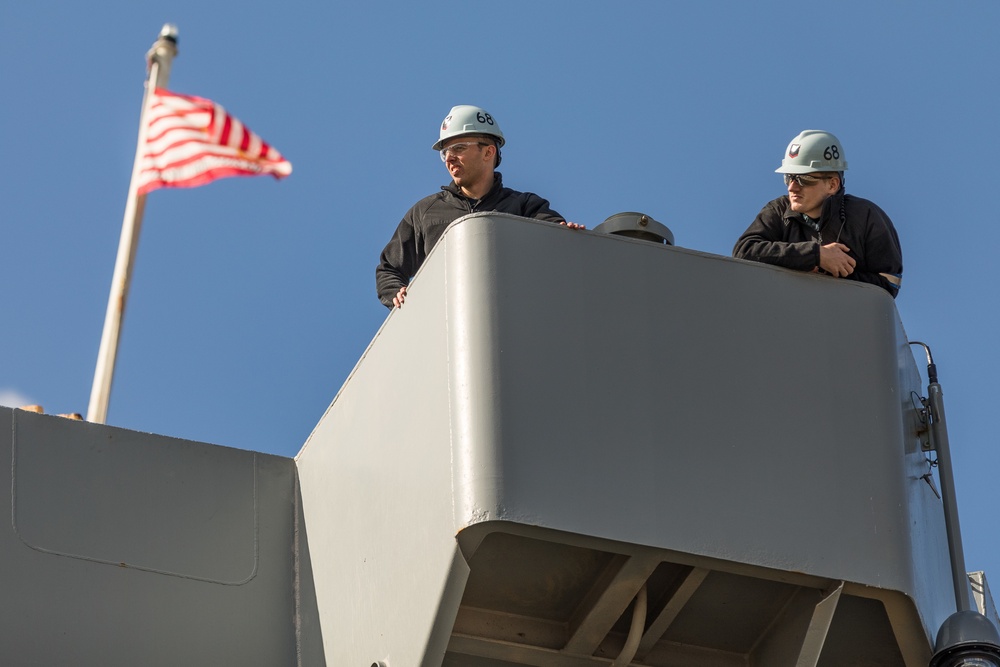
[136,88,292,196]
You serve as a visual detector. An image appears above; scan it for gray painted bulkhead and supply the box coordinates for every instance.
[1,409,325,666]
[297,214,960,666]
[1,213,978,665]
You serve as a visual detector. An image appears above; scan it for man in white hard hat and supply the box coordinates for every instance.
[733,130,902,298]
[376,105,581,309]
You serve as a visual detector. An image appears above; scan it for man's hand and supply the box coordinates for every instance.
[817,242,856,277]
[392,285,408,309]
[559,221,586,230]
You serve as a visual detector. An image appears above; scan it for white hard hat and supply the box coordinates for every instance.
[775,130,848,174]
[432,105,505,151]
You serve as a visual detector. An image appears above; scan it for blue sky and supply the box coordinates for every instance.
[3,2,999,597]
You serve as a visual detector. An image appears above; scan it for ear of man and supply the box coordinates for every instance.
[480,141,498,168]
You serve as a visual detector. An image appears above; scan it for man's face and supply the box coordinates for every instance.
[441,136,493,189]
[786,172,840,218]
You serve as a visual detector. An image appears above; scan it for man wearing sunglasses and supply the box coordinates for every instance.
[376,105,581,309]
[733,130,902,298]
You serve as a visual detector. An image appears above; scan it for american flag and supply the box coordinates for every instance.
[136,88,292,195]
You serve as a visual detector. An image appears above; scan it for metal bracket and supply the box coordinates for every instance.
[911,392,933,451]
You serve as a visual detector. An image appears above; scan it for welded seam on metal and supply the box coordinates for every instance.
[10,410,260,585]
[293,470,304,666]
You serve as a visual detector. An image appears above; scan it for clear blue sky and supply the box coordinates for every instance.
[3,2,999,593]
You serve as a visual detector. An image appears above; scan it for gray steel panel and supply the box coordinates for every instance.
[3,213,955,666]
[1,408,299,666]
[297,213,957,664]
[298,243,469,667]
[444,216,938,590]
[13,411,257,583]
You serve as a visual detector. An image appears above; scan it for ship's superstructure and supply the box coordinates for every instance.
[2,214,995,666]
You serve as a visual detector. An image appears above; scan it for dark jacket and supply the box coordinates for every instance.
[733,190,903,297]
[376,173,564,307]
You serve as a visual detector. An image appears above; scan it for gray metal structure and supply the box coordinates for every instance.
[593,211,674,245]
[3,213,993,666]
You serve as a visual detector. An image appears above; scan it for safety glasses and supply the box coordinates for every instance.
[783,173,834,187]
[440,142,490,161]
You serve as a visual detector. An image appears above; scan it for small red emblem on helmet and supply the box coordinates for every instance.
[789,144,801,158]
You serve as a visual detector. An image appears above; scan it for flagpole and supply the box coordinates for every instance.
[87,24,178,424]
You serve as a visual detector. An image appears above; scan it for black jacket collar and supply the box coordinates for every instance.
[442,171,503,203]
[782,188,846,228]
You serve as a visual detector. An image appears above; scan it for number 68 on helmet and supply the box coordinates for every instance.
[775,129,848,174]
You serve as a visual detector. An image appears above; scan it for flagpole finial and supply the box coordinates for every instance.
[158,23,179,44]
[146,24,179,87]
